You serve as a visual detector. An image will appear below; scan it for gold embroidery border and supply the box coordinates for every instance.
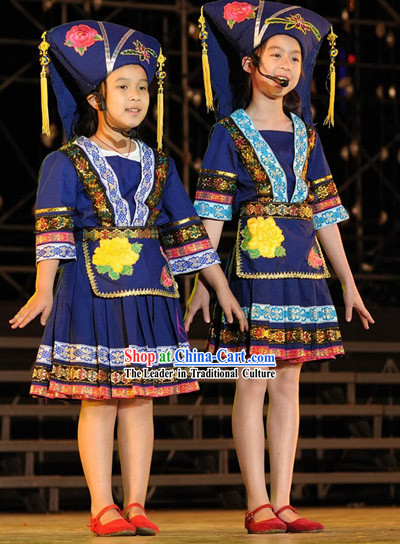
[167,216,200,228]
[199,168,237,179]
[36,207,74,215]
[235,221,330,279]
[83,226,160,241]
[82,241,180,299]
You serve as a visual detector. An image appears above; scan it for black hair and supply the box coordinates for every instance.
[232,41,302,117]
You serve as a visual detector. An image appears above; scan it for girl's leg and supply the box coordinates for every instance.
[266,360,303,522]
[78,399,121,522]
[232,374,275,521]
[117,397,154,518]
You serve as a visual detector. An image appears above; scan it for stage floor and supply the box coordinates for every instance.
[0,508,399,543]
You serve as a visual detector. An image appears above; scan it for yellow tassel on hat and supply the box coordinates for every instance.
[38,31,51,137]
[198,6,214,111]
[324,27,338,128]
[156,47,166,152]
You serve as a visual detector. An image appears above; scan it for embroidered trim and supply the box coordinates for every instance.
[30,380,199,400]
[121,39,157,63]
[76,137,131,226]
[211,325,342,345]
[61,143,114,227]
[200,168,237,179]
[240,200,313,220]
[35,207,74,215]
[36,243,76,262]
[35,215,74,233]
[244,304,338,324]
[36,232,75,245]
[264,13,321,40]
[165,239,213,259]
[207,343,344,362]
[167,216,199,228]
[302,124,316,178]
[169,249,220,275]
[194,201,233,220]
[145,151,169,225]
[83,227,159,241]
[195,191,233,205]
[230,109,308,203]
[313,205,349,230]
[161,223,209,248]
[36,341,189,366]
[312,174,333,186]
[132,141,155,226]
[197,170,237,194]
[220,117,272,197]
[312,196,342,214]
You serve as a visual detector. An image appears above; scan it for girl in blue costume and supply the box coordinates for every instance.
[9,21,246,537]
[185,0,374,534]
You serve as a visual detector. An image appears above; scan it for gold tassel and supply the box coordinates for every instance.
[156,47,166,152]
[324,27,338,128]
[198,6,214,111]
[38,31,51,137]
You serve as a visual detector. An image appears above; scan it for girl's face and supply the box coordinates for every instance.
[91,64,150,130]
[244,34,302,98]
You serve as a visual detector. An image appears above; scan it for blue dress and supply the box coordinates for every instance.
[30,137,220,399]
[194,109,349,363]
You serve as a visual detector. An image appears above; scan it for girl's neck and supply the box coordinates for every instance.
[91,121,136,154]
[244,92,292,132]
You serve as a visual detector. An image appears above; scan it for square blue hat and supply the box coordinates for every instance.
[39,21,166,144]
[199,1,337,125]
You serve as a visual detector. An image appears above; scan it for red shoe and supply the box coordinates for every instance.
[245,503,287,534]
[89,504,136,537]
[122,502,159,536]
[274,505,324,533]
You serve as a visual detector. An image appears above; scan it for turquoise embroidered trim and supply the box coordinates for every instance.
[194,200,232,220]
[241,304,338,324]
[313,205,349,230]
[230,109,308,203]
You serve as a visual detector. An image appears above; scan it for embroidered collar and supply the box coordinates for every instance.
[76,136,155,226]
[230,109,308,203]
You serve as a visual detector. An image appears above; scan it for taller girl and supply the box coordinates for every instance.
[186,0,374,534]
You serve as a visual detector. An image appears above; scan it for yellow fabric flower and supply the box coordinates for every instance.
[92,237,140,274]
[246,216,285,258]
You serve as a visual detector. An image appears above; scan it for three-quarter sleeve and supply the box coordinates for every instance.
[35,151,77,263]
[158,157,221,275]
[193,123,238,221]
[308,133,349,230]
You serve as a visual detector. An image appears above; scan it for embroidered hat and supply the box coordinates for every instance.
[39,21,166,148]
[198,1,337,125]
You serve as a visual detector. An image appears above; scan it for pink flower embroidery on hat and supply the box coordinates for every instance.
[64,24,103,56]
[223,2,258,30]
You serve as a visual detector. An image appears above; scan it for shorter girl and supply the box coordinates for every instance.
[10,20,246,537]
[186,0,374,534]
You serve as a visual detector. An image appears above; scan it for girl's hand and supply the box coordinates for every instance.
[9,290,53,329]
[184,276,211,332]
[215,285,248,333]
[343,283,375,330]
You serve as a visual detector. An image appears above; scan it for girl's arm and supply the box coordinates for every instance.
[9,259,59,329]
[316,224,374,329]
[185,219,229,331]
